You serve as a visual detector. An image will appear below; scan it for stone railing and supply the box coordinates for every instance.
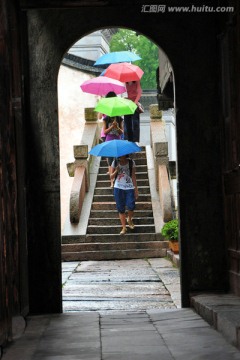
[66,104,174,225]
[67,145,89,223]
[67,108,99,224]
[149,104,173,223]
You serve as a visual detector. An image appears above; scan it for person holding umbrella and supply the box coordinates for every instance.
[102,61,144,143]
[93,95,139,187]
[102,114,124,187]
[124,80,142,143]
[110,154,139,235]
[98,91,118,143]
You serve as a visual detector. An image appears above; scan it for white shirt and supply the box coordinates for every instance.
[112,160,135,190]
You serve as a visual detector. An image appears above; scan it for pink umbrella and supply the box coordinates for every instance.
[80,76,126,96]
[104,62,144,82]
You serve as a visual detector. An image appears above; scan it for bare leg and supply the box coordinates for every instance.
[128,210,134,221]
[119,213,127,234]
[109,166,114,187]
[127,210,135,229]
[119,212,126,227]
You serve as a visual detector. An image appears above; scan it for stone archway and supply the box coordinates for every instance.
[58,29,170,232]
[25,4,226,313]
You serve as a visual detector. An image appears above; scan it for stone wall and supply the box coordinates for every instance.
[24,1,227,312]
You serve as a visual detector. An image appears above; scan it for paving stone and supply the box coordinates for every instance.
[5,259,240,360]
[4,310,240,360]
[61,262,79,271]
[62,258,180,313]
[62,271,73,284]
[101,313,173,360]
[63,282,169,297]
[63,299,176,312]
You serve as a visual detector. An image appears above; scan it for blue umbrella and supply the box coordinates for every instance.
[94,51,141,66]
[89,139,142,157]
[100,69,106,76]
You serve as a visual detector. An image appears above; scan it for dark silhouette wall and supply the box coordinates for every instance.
[25,4,227,312]
[0,0,239,346]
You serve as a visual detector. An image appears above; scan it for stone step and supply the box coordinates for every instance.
[100,158,147,169]
[89,209,154,218]
[88,217,154,226]
[94,186,150,195]
[91,202,153,210]
[68,146,163,262]
[87,224,155,234]
[96,179,149,187]
[85,233,164,242]
[131,151,146,159]
[62,241,167,253]
[61,248,167,261]
[99,149,146,157]
[92,193,152,202]
[98,164,148,174]
[97,172,148,181]
[62,233,166,244]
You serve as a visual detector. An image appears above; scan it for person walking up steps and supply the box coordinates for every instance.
[110,155,138,234]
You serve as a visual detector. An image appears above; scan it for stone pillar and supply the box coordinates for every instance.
[149,104,162,121]
[150,104,169,190]
[84,107,98,122]
[67,144,89,190]
[74,144,89,190]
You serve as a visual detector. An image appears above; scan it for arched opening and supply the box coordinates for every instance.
[25,6,227,314]
[58,27,180,312]
[2,2,237,349]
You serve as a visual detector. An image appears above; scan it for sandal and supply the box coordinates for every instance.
[120,227,127,235]
[127,217,135,229]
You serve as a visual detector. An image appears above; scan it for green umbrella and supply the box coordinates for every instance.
[94,96,137,117]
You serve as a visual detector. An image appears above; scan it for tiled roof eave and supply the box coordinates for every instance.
[62,58,104,75]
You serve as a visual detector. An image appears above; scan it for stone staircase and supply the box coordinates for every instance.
[62,147,168,261]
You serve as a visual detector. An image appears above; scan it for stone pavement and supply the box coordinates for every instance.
[3,258,240,359]
[3,310,240,359]
[62,258,181,312]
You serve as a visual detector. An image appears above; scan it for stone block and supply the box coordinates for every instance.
[84,107,98,122]
[150,121,167,144]
[154,142,168,157]
[66,159,88,177]
[66,162,75,177]
[74,145,88,159]
[149,104,162,120]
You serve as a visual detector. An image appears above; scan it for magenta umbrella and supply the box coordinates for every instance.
[80,76,126,96]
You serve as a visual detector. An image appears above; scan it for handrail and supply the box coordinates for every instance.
[158,164,173,222]
[69,166,87,223]
[66,108,100,224]
[66,105,175,225]
[149,104,174,223]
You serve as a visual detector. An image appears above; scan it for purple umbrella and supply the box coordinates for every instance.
[80,76,126,96]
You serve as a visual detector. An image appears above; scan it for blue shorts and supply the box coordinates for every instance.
[113,188,135,214]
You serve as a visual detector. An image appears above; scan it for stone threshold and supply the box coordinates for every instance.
[166,249,180,268]
[191,293,240,350]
